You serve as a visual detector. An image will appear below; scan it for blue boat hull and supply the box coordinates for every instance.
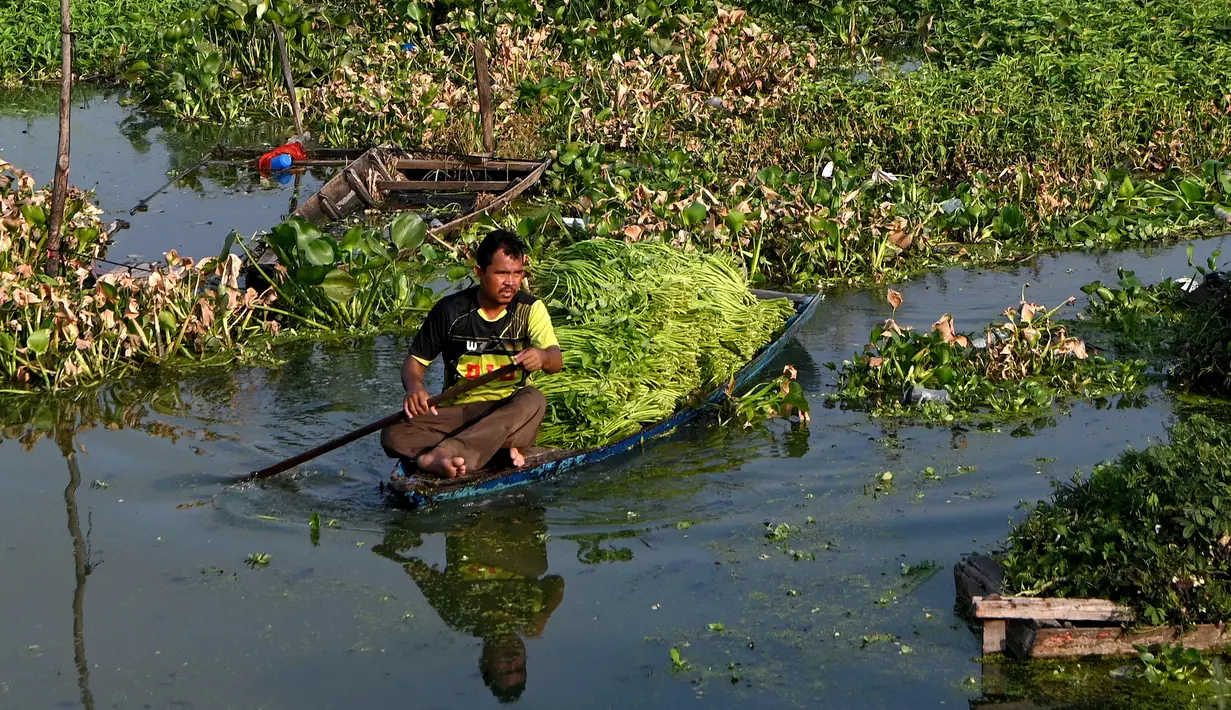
[387,290,822,507]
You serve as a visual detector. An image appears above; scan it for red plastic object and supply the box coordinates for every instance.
[257,142,309,172]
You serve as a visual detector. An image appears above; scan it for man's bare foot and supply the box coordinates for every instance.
[416,450,468,478]
[509,447,526,468]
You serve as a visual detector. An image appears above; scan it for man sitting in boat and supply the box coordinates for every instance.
[381,230,563,478]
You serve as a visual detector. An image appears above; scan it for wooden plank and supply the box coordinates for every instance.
[474,37,495,154]
[973,596,1134,622]
[206,155,542,172]
[430,159,550,241]
[292,147,393,224]
[344,168,378,207]
[395,158,541,172]
[206,159,347,168]
[377,180,511,193]
[272,24,303,136]
[1027,623,1231,659]
[319,193,342,221]
[983,619,1007,655]
[1006,620,1037,658]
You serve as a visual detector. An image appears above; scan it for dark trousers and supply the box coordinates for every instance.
[380,386,546,473]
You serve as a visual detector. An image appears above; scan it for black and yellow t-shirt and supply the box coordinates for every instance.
[409,287,558,404]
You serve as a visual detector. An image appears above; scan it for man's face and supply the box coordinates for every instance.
[476,248,526,307]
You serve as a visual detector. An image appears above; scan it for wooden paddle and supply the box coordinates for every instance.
[236,362,520,483]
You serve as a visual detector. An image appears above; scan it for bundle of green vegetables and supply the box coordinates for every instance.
[529,239,796,449]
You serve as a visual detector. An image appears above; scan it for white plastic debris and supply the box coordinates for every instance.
[872,169,898,185]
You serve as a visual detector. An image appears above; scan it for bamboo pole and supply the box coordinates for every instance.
[46,0,74,277]
[272,24,304,136]
[474,36,495,155]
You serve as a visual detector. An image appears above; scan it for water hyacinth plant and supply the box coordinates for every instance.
[832,289,1146,417]
[1070,249,1231,397]
[10,0,1231,289]
[0,161,280,391]
[241,213,459,333]
[1002,415,1231,628]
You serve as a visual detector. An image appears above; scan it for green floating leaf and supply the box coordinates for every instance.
[295,264,330,286]
[390,213,427,250]
[19,204,47,227]
[411,285,434,310]
[1179,179,1206,204]
[286,216,323,252]
[320,269,358,303]
[682,201,708,227]
[26,329,51,355]
[339,225,366,253]
[303,238,336,267]
[648,36,678,56]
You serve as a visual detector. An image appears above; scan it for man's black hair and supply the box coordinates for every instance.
[483,675,526,704]
[476,229,528,270]
[480,635,527,703]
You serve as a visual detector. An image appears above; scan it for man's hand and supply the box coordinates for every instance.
[514,347,548,373]
[403,384,437,418]
[515,345,563,374]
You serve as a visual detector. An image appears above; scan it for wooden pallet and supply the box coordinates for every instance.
[955,555,1231,659]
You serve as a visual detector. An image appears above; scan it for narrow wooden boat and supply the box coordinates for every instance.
[384,289,823,508]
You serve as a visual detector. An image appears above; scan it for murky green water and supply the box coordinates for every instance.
[3,92,1230,709]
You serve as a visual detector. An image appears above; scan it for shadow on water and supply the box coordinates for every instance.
[373,502,565,703]
[58,426,97,710]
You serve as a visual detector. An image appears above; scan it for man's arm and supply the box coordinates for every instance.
[403,299,447,418]
[518,300,563,374]
[401,355,437,417]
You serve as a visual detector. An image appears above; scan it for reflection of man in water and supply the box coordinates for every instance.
[399,508,564,703]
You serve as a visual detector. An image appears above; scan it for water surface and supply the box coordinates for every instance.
[2,232,1226,708]
[0,87,322,262]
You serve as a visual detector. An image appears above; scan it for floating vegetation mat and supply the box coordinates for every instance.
[1002,415,1231,627]
[1075,249,1231,398]
[0,160,282,390]
[831,290,1146,419]
[530,239,796,449]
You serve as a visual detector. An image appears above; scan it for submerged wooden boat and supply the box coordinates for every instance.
[384,289,823,508]
[211,145,550,286]
[212,145,548,234]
